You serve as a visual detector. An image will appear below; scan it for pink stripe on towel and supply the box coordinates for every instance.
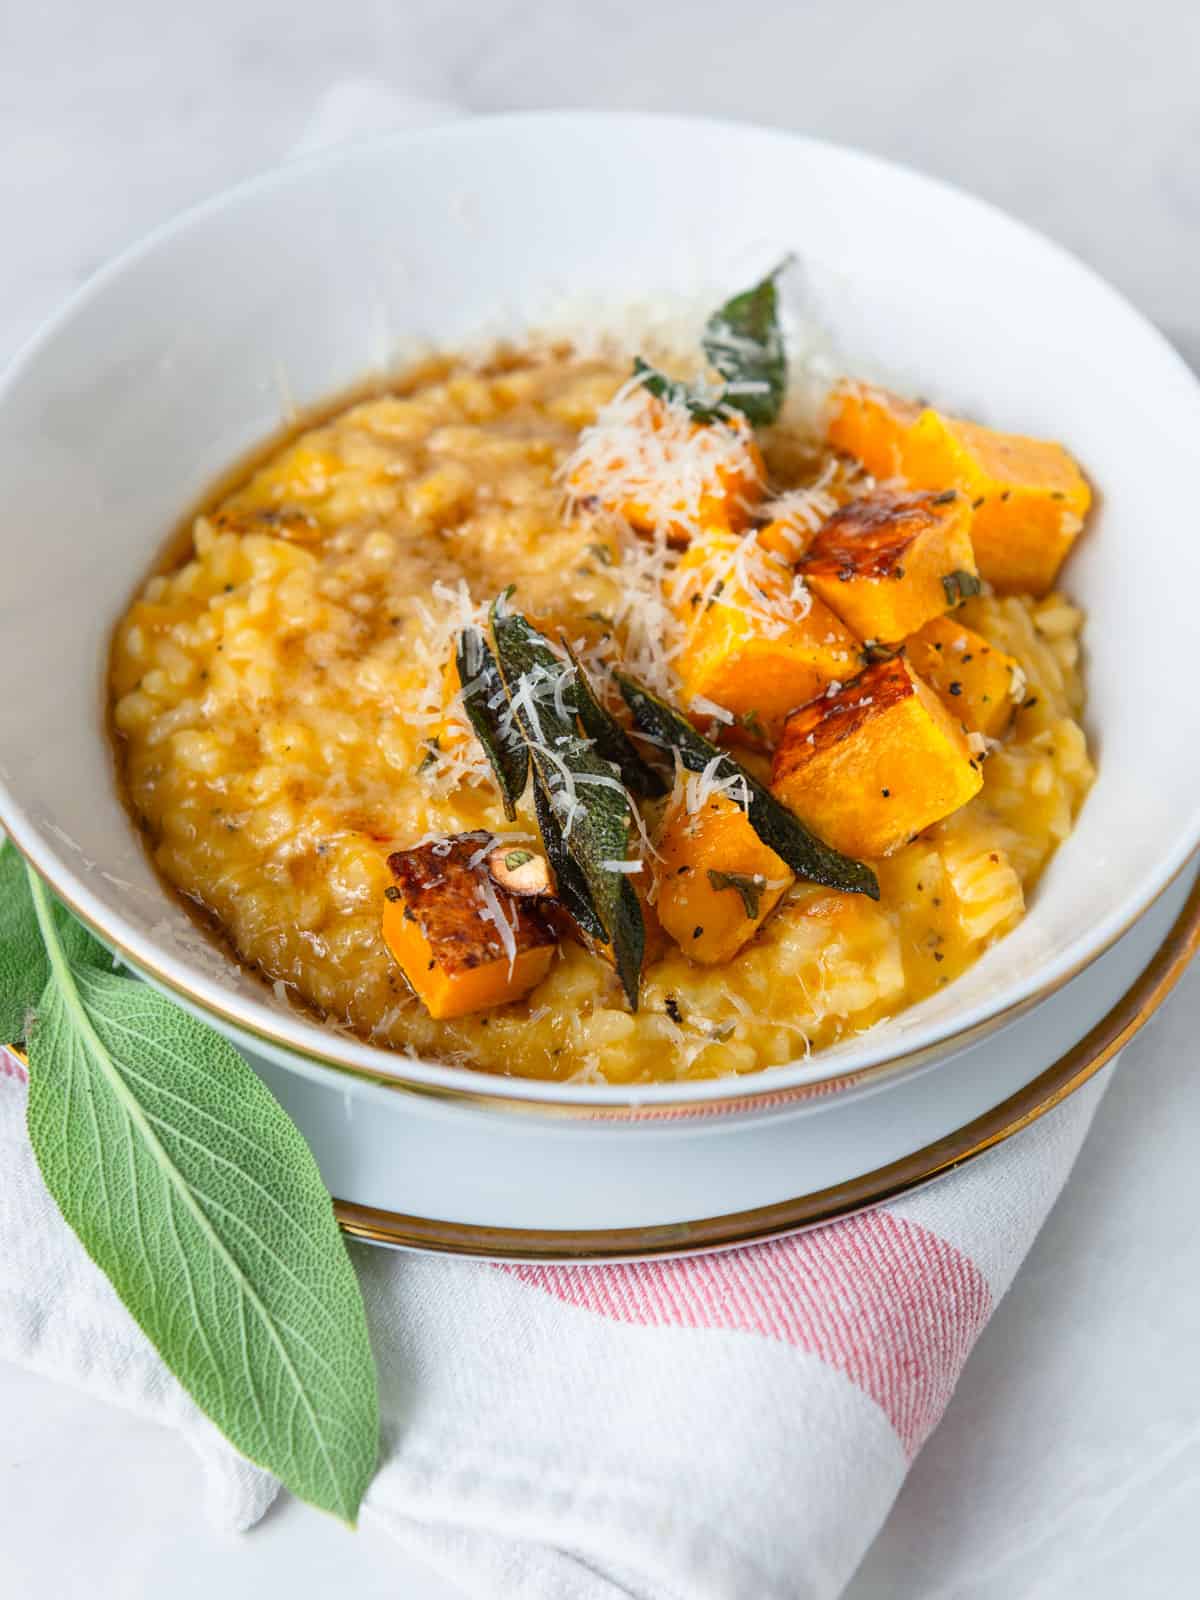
[507,1208,991,1454]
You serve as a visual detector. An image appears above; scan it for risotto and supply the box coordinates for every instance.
[110,276,1094,1084]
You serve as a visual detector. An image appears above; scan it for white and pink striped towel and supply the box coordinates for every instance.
[0,1043,1110,1598]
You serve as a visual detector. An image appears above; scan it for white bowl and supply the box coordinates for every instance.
[2,111,1198,1117]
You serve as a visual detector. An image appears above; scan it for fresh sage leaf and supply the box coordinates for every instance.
[14,864,379,1524]
[707,869,766,919]
[615,672,880,901]
[702,260,791,426]
[491,602,645,1007]
[455,625,529,819]
[560,639,668,800]
[0,839,110,1044]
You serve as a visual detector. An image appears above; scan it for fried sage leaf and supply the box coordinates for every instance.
[560,640,668,800]
[1,853,380,1523]
[455,625,529,819]
[630,356,727,425]
[531,772,608,943]
[491,602,645,1007]
[615,672,880,901]
[702,260,791,426]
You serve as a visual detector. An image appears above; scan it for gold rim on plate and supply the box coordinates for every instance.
[331,866,1200,1260]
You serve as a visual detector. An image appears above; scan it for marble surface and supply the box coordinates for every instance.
[3,2,1199,1594]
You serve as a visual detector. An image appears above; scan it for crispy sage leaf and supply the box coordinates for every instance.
[455,625,528,819]
[560,640,668,800]
[9,863,379,1523]
[702,260,791,426]
[615,672,880,901]
[630,356,727,425]
[531,773,607,943]
[491,602,645,1007]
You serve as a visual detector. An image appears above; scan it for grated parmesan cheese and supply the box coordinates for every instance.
[475,872,519,977]
[559,370,761,547]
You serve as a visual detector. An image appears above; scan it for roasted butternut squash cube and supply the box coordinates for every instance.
[771,658,983,857]
[801,489,977,644]
[903,411,1091,594]
[826,381,921,479]
[906,615,1023,739]
[382,833,556,1019]
[755,517,817,563]
[670,530,861,741]
[566,388,765,545]
[755,456,872,563]
[655,792,794,963]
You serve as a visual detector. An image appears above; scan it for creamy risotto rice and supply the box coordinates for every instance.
[110,345,1093,1083]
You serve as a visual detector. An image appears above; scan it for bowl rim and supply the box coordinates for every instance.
[4,107,1200,1111]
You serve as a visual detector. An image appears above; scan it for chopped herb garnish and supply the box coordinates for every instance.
[504,849,534,870]
[861,641,904,666]
[586,542,613,566]
[707,869,766,918]
[942,569,983,607]
[738,707,768,740]
[416,738,440,774]
[616,671,879,901]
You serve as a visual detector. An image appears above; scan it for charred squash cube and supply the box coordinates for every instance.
[671,529,861,741]
[905,615,1023,739]
[800,488,977,644]
[382,833,556,1019]
[655,791,794,964]
[771,658,983,858]
[826,380,922,479]
[902,411,1091,595]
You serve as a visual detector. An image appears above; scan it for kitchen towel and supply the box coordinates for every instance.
[0,82,1116,1598]
[0,1044,1110,1597]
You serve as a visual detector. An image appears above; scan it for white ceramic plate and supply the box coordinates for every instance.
[1,112,1199,1114]
[252,862,1200,1250]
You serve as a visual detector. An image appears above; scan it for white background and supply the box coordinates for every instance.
[3,2,1199,1594]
